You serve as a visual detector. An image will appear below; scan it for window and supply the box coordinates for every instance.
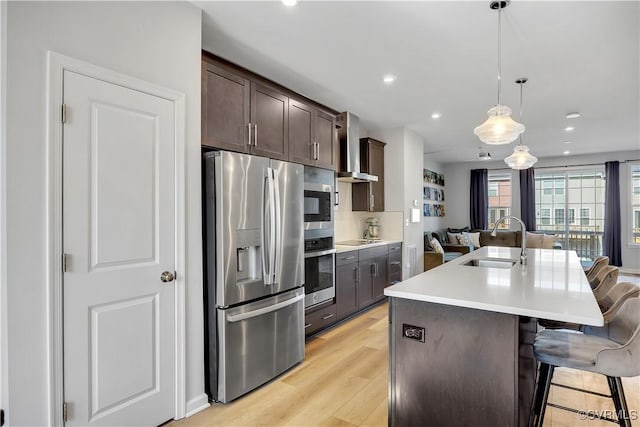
[580,207,590,226]
[488,173,511,229]
[631,163,640,244]
[540,208,551,225]
[535,168,605,262]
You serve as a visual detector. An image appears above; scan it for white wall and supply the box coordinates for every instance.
[422,155,445,233]
[5,2,205,424]
[0,0,8,423]
[369,127,424,275]
[443,150,640,272]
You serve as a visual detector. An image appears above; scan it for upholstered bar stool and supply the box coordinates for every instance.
[592,266,620,302]
[529,298,640,427]
[585,256,609,281]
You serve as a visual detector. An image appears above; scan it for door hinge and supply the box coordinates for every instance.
[63,402,68,423]
[61,104,67,124]
[62,253,69,273]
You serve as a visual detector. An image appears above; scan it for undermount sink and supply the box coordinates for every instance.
[462,258,517,269]
[337,239,381,246]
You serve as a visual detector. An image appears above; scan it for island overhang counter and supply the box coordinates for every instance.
[384,246,603,427]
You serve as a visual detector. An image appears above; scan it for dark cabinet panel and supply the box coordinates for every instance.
[353,138,386,211]
[336,263,358,321]
[372,255,388,300]
[357,262,374,308]
[288,102,337,170]
[251,82,288,161]
[304,302,337,337]
[315,110,336,170]
[202,61,250,151]
[288,99,314,165]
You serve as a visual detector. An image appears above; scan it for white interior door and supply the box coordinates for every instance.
[62,70,176,426]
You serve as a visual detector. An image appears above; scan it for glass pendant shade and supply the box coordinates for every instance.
[504,144,538,169]
[474,105,525,145]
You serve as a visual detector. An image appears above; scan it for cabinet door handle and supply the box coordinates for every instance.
[341,256,355,261]
[247,123,252,146]
[321,313,335,320]
[254,124,258,147]
[370,193,374,211]
[304,323,312,329]
[370,262,376,277]
[390,261,401,266]
[355,266,360,283]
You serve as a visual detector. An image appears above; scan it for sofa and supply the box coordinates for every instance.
[424,228,559,271]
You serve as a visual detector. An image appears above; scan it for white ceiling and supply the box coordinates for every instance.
[196,1,639,164]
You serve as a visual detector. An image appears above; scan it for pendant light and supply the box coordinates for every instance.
[504,78,538,169]
[474,0,525,145]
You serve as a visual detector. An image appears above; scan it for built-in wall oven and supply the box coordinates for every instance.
[304,166,335,309]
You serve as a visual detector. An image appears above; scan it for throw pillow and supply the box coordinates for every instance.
[448,226,470,234]
[456,233,471,246]
[430,238,444,254]
[447,232,462,244]
[466,232,481,249]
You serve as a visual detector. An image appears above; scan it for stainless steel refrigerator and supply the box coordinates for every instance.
[203,151,305,403]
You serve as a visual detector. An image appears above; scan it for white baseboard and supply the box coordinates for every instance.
[185,393,210,418]
[620,267,640,275]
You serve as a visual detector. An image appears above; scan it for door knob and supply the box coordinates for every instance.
[160,271,175,283]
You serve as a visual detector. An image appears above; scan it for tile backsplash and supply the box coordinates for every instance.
[334,181,403,242]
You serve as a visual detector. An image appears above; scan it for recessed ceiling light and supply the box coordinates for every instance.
[566,112,581,119]
[282,0,297,6]
[563,140,573,144]
[563,150,571,155]
[565,126,575,132]
[382,74,396,84]
[431,113,441,119]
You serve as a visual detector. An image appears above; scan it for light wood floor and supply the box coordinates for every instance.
[175,301,639,427]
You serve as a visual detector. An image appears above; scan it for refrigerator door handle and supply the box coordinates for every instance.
[262,173,271,285]
[272,168,282,285]
[266,168,277,285]
[226,293,305,322]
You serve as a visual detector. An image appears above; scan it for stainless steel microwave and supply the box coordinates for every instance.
[303,166,334,230]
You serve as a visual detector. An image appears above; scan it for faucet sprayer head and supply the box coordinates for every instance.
[490,229,497,237]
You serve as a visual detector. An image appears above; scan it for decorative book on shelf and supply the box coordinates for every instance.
[423,168,445,217]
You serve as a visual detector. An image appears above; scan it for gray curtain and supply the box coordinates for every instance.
[470,169,488,230]
[603,161,622,266]
[519,168,536,231]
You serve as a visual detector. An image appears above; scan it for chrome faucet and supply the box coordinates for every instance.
[491,215,527,265]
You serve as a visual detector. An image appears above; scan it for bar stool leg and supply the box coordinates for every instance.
[529,362,555,427]
[607,376,631,427]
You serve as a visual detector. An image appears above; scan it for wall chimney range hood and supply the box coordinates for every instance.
[336,112,378,183]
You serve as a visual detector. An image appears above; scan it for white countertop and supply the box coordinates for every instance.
[384,246,603,326]
[335,240,402,253]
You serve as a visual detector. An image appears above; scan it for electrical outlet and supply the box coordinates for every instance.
[402,324,425,342]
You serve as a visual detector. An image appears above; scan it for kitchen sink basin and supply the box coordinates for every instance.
[462,259,516,269]
[337,239,381,246]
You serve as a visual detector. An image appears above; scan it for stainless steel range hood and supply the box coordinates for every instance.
[336,112,378,183]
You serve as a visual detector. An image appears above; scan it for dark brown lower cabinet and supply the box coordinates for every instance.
[372,255,388,300]
[336,263,358,321]
[306,243,402,337]
[304,301,337,336]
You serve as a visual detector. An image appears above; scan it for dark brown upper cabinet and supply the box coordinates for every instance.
[201,61,250,152]
[202,57,288,161]
[352,138,386,212]
[250,82,288,161]
[288,100,337,170]
[202,53,337,167]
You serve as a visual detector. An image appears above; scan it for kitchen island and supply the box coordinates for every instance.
[384,246,603,427]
